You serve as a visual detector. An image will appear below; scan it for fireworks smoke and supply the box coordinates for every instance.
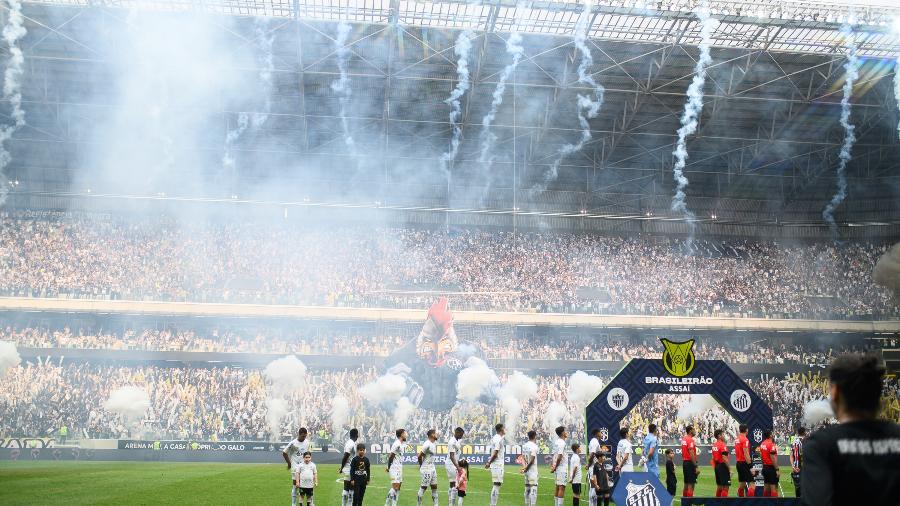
[822,25,859,236]
[263,355,307,439]
[0,0,27,206]
[676,394,718,420]
[497,371,537,434]
[802,399,835,427]
[440,30,474,176]
[894,58,899,139]
[543,400,570,431]
[331,395,351,436]
[331,22,356,153]
[477,29,525,171]
[393,396,416,427]
[456,357,499,403]
[104,386,151,423]
[0,340,21,375]
[874,242,900,299]
[670,6,718,223]
[566,370,605,408]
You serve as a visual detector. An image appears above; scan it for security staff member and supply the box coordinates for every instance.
[801,354,900,506]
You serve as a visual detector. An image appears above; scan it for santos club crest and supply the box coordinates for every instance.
[661,339,696,377]
[625,482,661,506]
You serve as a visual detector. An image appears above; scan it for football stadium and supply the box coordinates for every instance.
[0,0,899,504]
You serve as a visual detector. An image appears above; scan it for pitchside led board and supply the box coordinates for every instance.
[586,339,774,457]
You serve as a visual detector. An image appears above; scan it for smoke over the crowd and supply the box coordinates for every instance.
[874,242,900,299]
[566,370,605,408]
[360,373,406,404]
[441,30,474,177]
[393,396,416,427]
[822,25,859,236]
[543,400,570,431]
[330,395,351,436]
[456,357,498,403]
[0,340,21,375]
[538,0,605,190]
[263,355,307,438]
[332,22,356,154]
[497,371,537,434]
[802,399,835,427]
[894,58,899,140]
[104,386,151,423]
[676,394,719,420]
[0,0,27,206]
[670,6,718,223]
[477,28,525,175]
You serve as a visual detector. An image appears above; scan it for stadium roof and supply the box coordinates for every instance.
[5,0,900,236]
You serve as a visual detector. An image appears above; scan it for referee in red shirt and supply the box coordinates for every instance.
[680,425,699,497]
[711,429,731,497]
[733,424,753,497]
[758,430,779,497]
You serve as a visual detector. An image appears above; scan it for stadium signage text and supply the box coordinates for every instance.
[118,440,274,452]
[644,375,713,392]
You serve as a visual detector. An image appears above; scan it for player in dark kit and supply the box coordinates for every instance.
[711,429,731,497]
[789,427,805,498]
[349,444,370,506]
[733,424,753,497]
[801,354,900,506]
[680,425,699,497]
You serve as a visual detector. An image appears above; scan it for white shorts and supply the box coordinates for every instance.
[390,465,403,484]
[525,472,539,486]
[445,465,458,482]
[420,468,438,487]
[342,464,351,480]
[555,467,569,486]
[490,465,504,484]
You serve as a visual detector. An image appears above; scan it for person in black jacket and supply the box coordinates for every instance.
[349,444,371,506]
[801,354,900,506]
[664,449,677,497]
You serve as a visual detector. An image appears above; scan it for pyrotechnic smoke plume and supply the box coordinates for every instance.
[393,396,416,427]
[441,30,474,177]
[0,340,21,375]
[802,399,835,427]
[676,394,718,420]
[263,355,307,438]
[670,6,718,224]
[566,370,605,408]
[497,371,537,434]
[894,58,899,139]
[0,0,28,206]
[543,400,570,431]
[331,22,356,153]
[104,386,151,424]
[822,25,859,236]
[360,372,419,428]
[874,242,900,299]
[456,356,499,403]
[538,0,605,190]
[331,395,351,436]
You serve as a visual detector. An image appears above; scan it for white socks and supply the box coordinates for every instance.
[588,488,597,506]
[432,490,439,506]
[525,486,538,506]
[556,497,564,506]
[342,490,349,506]
[291,486,298,506]
[347,490,354,506]
[490,484,500,506]
[448,486,457,506]
[385,488,399,506]
[418,488,425,506]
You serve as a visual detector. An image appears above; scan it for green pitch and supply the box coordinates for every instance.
[0,462,794,505]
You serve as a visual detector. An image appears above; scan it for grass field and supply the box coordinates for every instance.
[0,462,795,505]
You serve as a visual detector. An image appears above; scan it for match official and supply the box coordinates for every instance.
[800,354,900,506]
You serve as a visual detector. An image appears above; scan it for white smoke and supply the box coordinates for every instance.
[104,386,151,423]
[331,395,351,436]
[566,370,605,408]
[539,0,605,189]
[222,17,275,173]
[359,373,407,404]
[894,58,900,140]
[393,396,416,427]
[331,22,356,154]
[0,340,21,375]
[802,399,835,427]
[456,357,499,403]
[874,242,900,299]
[670,6,718,223]
[440,30,474,177]
[0,0,27,206]
[263,355,307,439]
[822,25,859,236]
[676,394,719,420]
[477,24,525,173]
[543,400,571,431]
[497,371,538,433]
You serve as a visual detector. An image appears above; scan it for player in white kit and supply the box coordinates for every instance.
[417,429,440,506]
[340,428,360,506]
[445,427,465,506]
[587,429,602,506]
[569,443,583,506]
[551,426,569,506]
[520,430,540,506]
[484,423,506,506]
[385,428,408,506]
[281,428,310,506]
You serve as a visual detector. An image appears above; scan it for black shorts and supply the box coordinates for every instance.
[344,480,353,491]
[298,488,314,497]
[762,465,779,485]
[457,491,466,498]
[714,463,731,486]
[571,483,582,495]
[682,461,698,485]
[736,461,753,482]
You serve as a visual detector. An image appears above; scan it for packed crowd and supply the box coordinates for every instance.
[2,361,897,446]
[0,215,896,319]
[3,325,885,366]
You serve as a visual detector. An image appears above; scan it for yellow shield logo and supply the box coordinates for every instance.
[661,338,696,377]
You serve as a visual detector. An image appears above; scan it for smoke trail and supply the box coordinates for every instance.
[222,18,276,173]
[670,6,718,222]
[822,25,859,236]
[543,400,570,431]
[676,394,718,420]
[894,58,899,140]
[477,27,525,171]
[566,370,605,408]
[538,0,605,190]
[440,30,474,176]
[331,22,356,154]
[802,399,835,427]
[0,0,27,206]
[263,355,308,438]
[0,340,20,375]
[104,386,151,424]
[497,371,537,434]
